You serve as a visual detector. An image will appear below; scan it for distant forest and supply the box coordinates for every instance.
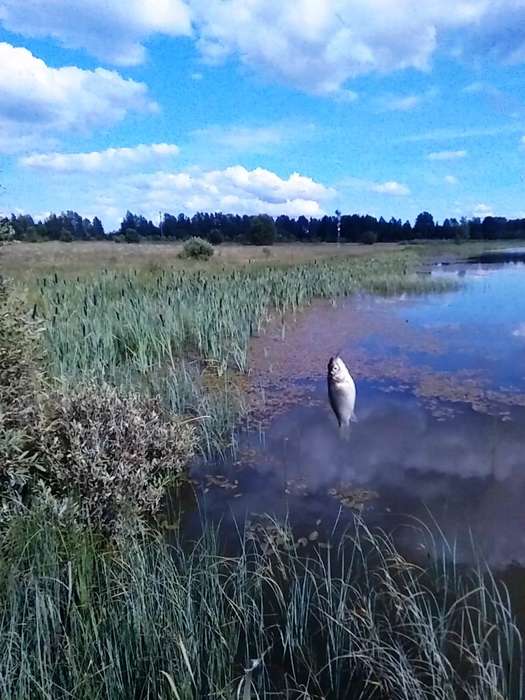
[3,209,525,245]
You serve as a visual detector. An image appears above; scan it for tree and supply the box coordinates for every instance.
[92,217,105,239]
[208,228,223,245]
[248,215,276,245]
[414,211,435,237]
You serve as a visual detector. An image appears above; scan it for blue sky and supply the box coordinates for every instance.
[0,0,524,231]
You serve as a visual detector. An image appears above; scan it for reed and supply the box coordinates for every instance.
[0,507,520,699]
[29,252,455,455]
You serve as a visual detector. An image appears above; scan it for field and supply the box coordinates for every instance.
[0,240,403,276]
[0,240,523,698]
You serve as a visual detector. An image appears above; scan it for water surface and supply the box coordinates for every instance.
[184,256,525,578]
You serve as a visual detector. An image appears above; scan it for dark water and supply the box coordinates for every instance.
[180,255,525,593]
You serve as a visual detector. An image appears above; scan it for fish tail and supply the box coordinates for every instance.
[339,422,352,441]
[350,412,358,423]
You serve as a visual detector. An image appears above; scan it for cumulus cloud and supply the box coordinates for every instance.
[0,0,191,66]
[94,165,334,228]
[472,202,493,217]
[444,175,459,185]
[20,143,179,173]
[0,0,495,95]
[0,43,156,153]
[3,1,525,95]
[371,180,411,195]
[427,149,467,160]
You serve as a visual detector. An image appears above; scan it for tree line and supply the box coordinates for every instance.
[3,209,525,245]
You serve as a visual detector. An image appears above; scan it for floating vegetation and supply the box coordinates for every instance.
[328,484,379,509]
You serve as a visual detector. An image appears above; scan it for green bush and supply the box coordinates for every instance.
[124,228,140,244]
[59,228,73,242]
[179,236,214,260]
[360,230,378,245]
[0,218,14,244]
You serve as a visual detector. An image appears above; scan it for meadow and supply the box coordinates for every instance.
[0,240,522,698]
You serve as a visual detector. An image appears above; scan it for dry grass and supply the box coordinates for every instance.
[0,240,402,277]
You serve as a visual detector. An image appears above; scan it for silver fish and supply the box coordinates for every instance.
[327,356,357,431]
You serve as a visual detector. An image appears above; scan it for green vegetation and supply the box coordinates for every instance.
[179,236,215,260]
[0,508,520,699]
[27,251,454,455]
[0,247,521,699]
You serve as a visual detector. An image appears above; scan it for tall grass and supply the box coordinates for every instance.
[0,508,520,699]
[29,252,454,454]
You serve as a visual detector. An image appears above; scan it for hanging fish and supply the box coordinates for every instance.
[327,355,357,435]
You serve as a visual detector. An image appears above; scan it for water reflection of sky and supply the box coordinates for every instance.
[398,263,525,389]
[187,260,525,574]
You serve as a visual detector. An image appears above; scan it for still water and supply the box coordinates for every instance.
[185,255,525,582]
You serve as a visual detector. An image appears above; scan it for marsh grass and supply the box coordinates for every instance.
[0,508,520,699]
[28,252,456,455]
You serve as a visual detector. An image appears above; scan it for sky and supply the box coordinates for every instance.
[0,0,525,231]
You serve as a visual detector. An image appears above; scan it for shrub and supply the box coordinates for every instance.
[59,228,73,242]
[124,228,140,244]
[38,383,196,533]
[0,283,196,534]
[360,230,378,245]
[0,218,14,244]
[179,236,214,260]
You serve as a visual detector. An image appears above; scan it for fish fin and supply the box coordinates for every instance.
[350,412,358,423]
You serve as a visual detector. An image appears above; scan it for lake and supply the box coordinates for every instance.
[179,251,525,607]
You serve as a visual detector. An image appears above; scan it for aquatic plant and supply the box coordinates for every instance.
[0,508,520,699]
[26,252,455,454]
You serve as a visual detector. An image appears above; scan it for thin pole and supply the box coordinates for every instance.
[335,209,341,247]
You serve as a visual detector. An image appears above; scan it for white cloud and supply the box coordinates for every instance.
[0,43,156,153]
[427,149,467,160]
[383,95,423,111]
[3,1,525,95]
[402,124,522,143]
[188,0,493,95]
[512,323,525,338]
[0,0,491,95]
[472,202,493,217]
[371,180,411,196]
[191,121,317,153]
[380,88,437,112]
[20,143,180,173]
[0,0,191,66]
[93,165,334,228]
[191,72,203,80]
[444,175,459,185]
[341,176,410,196]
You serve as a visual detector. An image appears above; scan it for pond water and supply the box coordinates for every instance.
[181,254,525,598]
